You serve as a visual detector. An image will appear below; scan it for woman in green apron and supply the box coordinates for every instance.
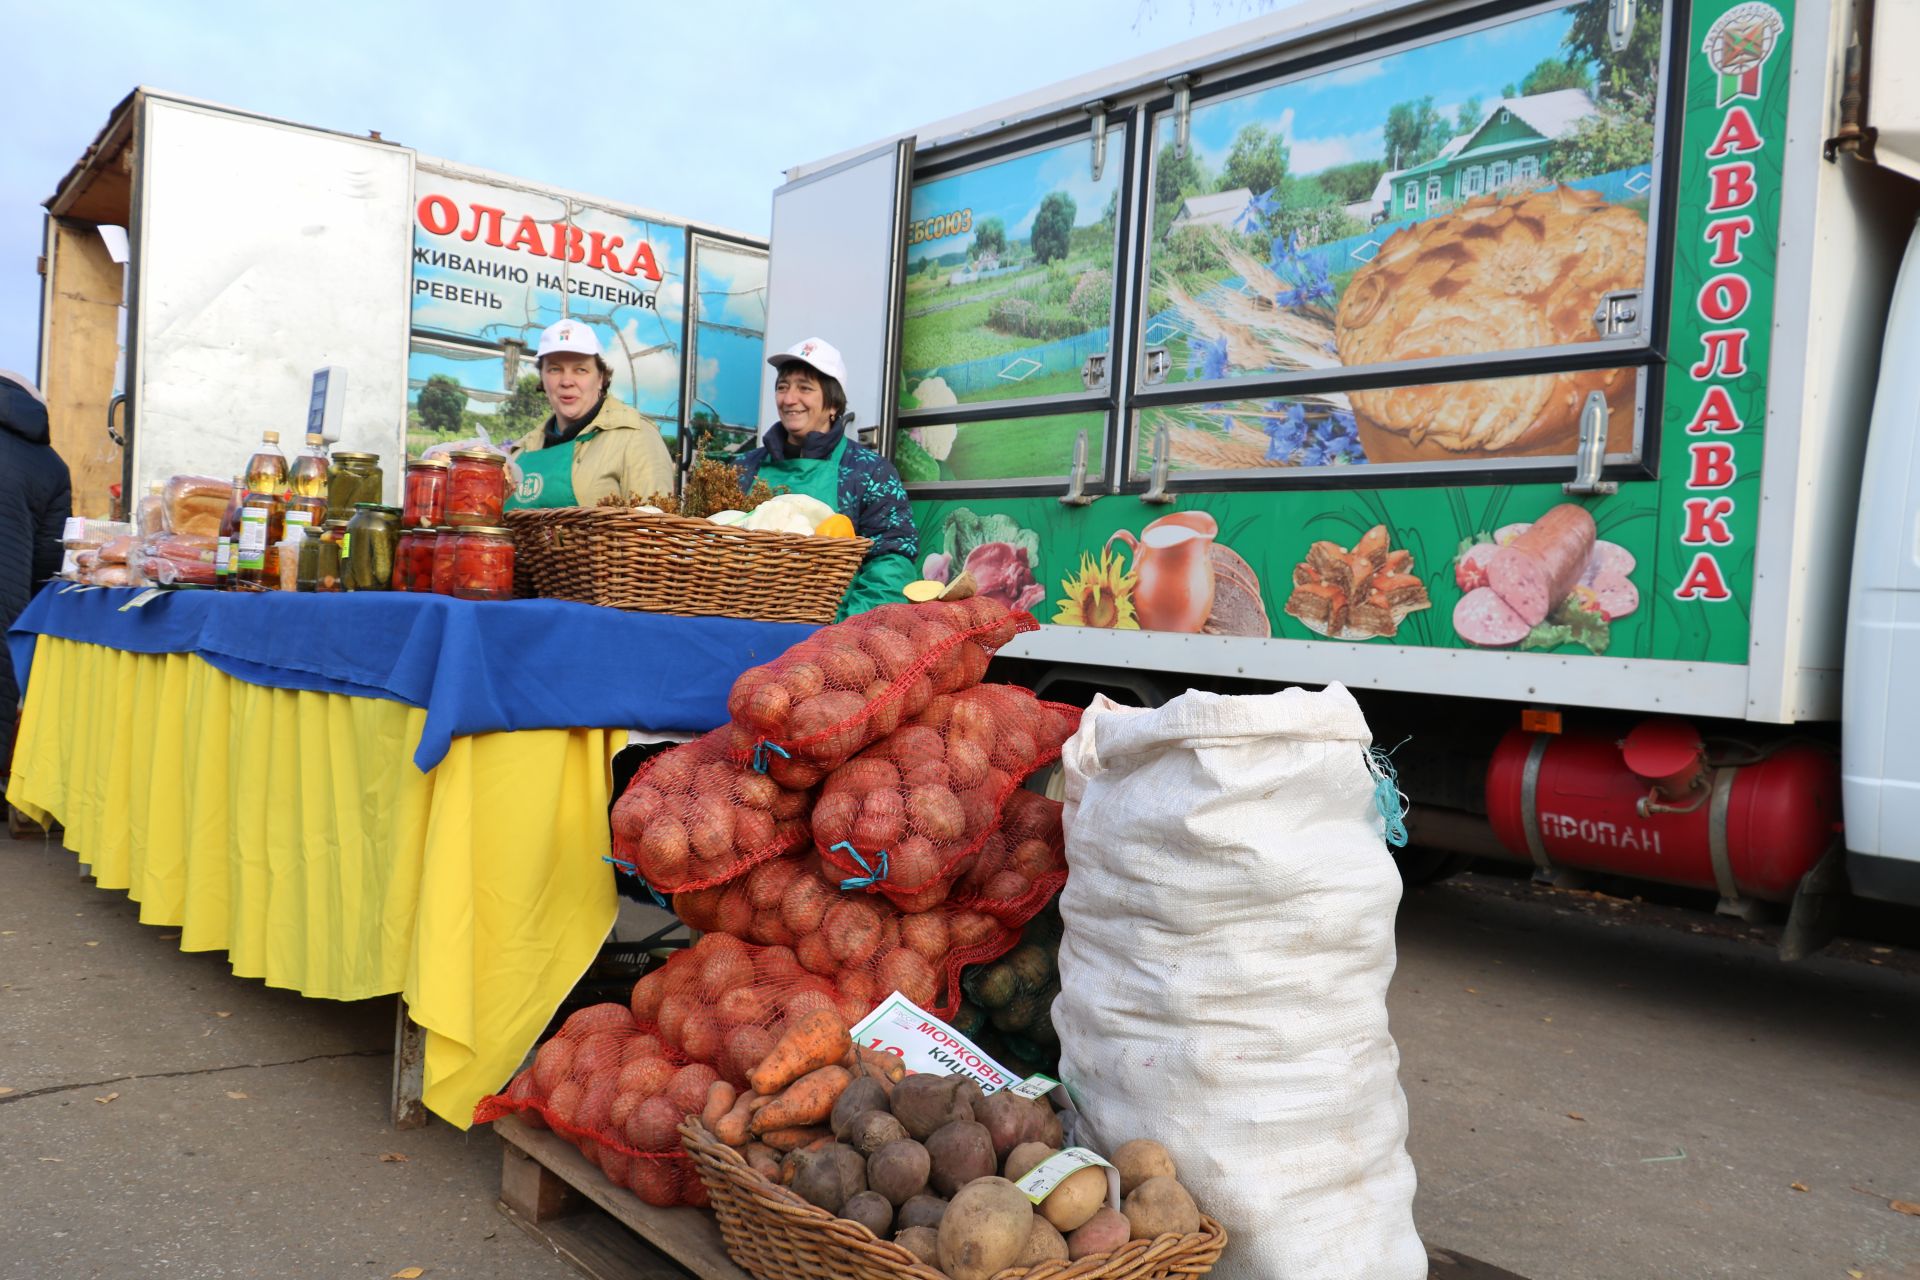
[505,319,675,510]
[735,338,919,619]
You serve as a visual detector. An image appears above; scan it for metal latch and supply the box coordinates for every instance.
[1086,100,1109,182]
[1608,0,1637,52]
[1060,429,1095,507]
[1591,289,1641,338]
[1563,391,1618,496]
[1142,346,1171,386]
[1167,75,1194,160]
[106,393,127,448]
[1141,428,1175,504]
[1081,352,1108,392]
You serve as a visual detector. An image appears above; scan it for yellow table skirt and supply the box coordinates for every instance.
[8,635,621,1127]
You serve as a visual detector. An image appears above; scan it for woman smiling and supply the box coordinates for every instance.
[505,319,675,509]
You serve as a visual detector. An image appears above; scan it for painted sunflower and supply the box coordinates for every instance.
[1053,548,1139,630]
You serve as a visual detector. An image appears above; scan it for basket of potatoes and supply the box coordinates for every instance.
[679,1061,1225,1280]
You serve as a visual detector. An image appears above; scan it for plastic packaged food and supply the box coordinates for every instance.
[343,504,401,591]
[430,525,458,595]
[136,482,168,538]
[139,532,219,589]
[96,534,139,565]
[450,526,514,600]
[403,457,449,528]
[141,555,217,587]
[328,452,383,520]
[288,434,330,500]
[244,430,289,496]
[163,474,232,537]
[447,450,508,526]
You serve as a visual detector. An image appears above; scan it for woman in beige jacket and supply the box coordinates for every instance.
[505,319,675,509]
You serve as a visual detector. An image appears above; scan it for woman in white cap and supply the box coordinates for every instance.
[505,319,675,509]
[736,338,919,619]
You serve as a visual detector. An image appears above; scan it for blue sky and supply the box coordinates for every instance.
[0,0,1259,378]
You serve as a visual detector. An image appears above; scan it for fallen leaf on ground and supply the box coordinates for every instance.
[1465,987,1479,994]
[1,930,14,935]
[1847,1268,1863,1278]
[215,1011,232,1018]
[0,1086,14,1096]
[85,941,99,948]
[94,1092,119,1104]
[38,1157,62,1163]
[380,1152,409,1163]
[1566,1112,1586,1122]
[1892,1200,1920,1217]
[393,1269,425,1279]
[1790,1182,1809,1192]
[225,1091,249,1100]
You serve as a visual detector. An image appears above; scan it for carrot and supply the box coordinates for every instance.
[845,1043,907,1087]
[758,1124,832,1152]
[742,1142,783,1181]
[751,1064,852,1134]
[701,1080,738,1130]
[747,1008,851,1096]
[714,1090,761,1147]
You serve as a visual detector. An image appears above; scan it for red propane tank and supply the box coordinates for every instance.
[1485,724,1839,902]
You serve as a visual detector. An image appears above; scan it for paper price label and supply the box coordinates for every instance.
[62,517,86,543]
[850,992,1017,1093]
[1014,1147,1113,1205]
[117,588,165,611]
[1007,1074,1060,1101]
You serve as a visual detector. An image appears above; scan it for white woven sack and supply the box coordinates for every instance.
[1053,684,1422,1280]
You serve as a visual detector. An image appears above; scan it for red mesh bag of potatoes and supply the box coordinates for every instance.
[726,598,1036,782]
[609,727,814,894]
[473,1002,711,1208]
[673,851,1033,1017]
[811,684,1079,909]
[941,789,1069,925]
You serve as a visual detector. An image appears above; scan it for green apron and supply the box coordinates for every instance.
[757,436,916,621]
[505,429,597,510]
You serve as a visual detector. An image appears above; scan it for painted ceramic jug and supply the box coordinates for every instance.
[1107,511,1218,633]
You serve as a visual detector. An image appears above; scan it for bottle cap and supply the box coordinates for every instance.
[262,431,280,444]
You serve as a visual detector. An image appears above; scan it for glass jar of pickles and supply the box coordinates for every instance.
[300,519,347,592]
[343,503,401,591]
[403,457,449,528]
[450,526,515,600]
[394,529,439,593]
[329,452,384,521]
[447,450,508,526]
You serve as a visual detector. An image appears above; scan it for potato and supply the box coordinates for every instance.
[788,1143,867,1215]
[937,1176,1035,1280]
[1039,1164,1108,1233]
[1123,1176,1200,1240]
[846,1110,911,1156]
[894,1225,941,1268]
[974,1090,1049,1161]
[831,1078,890,1139]
[841,1189,894,1238]
[867,1137,932,1207]
[1111,1139,1177,1197]
[1003,1141,1056,1184]
[1066,1206,1130,1260]
[1035,1105,1065,1150]
[890,1073,976,1140]
[1017,1216,1070,1266]
[896,1193,949,1232]
[925,1119,997,1197]
[743,1143,782,1182]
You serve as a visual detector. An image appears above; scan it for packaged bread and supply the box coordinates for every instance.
[163,475,233,538]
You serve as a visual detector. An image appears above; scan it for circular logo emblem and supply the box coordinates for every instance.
[518,472,544,502]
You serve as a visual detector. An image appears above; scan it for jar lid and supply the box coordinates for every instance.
[333,451,380,464]
[404,527,440,538]
[407,456,451,470]
[323,519,350,530]
[352,502,404,514]
[447,449,506,463]
[457,526,513,537]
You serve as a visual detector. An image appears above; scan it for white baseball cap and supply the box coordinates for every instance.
[536,319,603,360]
[767,337,848,386]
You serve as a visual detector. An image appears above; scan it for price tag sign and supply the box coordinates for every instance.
[1007,1073,1060,1101]
[62,517,86,542]
[117,588,165,611]
[850,992,1016,1093]
[1013,1147,1113,1206]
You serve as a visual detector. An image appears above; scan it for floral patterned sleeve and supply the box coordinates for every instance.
[839,446,920,564]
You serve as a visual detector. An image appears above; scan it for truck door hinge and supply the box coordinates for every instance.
[1142,427,1175,504]
[1081,351,1109,392]
[1591,289,1641,339]
[1563,391,1618,496]
[1086,101,1109,182]
[1167,75,1195,160]
[1060,428,1095,506]
[1142,346,1171,386]
[1608,0,1637,52]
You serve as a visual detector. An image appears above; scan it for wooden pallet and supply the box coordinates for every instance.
[494,1114,748,1280]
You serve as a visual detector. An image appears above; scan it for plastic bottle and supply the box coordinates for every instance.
[234,504,272,591]
[244,430,290,497]
[215,478,247,589]
[288,433,330,500]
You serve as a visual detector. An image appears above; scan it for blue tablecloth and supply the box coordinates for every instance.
[8,585,813,770]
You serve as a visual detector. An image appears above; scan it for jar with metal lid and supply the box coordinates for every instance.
[394,529,440,592]
[450,526,515,600]
[446,449,508,526]
[430,526,459,595]
[343,503,401,591]
[329,452,384,520]
[300,519,346,591]
[403,456,449,528]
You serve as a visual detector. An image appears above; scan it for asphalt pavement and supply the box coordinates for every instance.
[3,834,1916,1280]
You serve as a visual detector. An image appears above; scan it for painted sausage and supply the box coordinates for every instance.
[1486,504,1597,627]
[1453,586,1533,647]
[1588,571,1640,621]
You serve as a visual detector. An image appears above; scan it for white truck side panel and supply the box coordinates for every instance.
[132,98,413,499]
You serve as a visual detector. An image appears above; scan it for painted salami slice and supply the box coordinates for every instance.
[1586,541,1637,581]
[1589,571,1640,620]
[1486,504,1597,627]
[1455,541,1499,591]
[1454,586,1533,647]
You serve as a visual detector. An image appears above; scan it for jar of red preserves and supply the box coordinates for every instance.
[394,529,438,592]
[403,457,449,528]
[447,449,508,526]
[430,526,459,595]
[451,526,514,600]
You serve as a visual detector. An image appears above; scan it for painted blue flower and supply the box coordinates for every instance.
[1260,401,1308,463]
[1237,188,1279,235]
[1187,334,1230,382]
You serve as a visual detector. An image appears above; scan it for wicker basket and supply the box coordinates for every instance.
[680,1118,1227,1280]
[505,507,870,624]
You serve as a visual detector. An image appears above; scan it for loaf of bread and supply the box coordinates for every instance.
[163,475,231,537]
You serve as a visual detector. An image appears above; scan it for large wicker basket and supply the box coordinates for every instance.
[680,1118,1227,1280]
[505,507,870,624]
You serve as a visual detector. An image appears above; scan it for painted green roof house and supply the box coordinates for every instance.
[1382,88,1598,222]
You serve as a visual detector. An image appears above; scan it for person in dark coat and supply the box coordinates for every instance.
[1,370,71,782]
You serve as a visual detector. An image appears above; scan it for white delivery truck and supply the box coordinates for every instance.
[36,88,770,516]
[758,0,1920,939]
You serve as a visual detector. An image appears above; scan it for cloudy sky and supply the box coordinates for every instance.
[0,0,1281,378]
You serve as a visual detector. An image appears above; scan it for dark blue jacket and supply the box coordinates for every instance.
[1,375,71,740]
